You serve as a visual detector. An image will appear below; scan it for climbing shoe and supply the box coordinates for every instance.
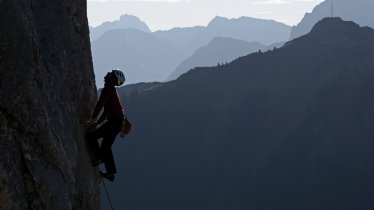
[100,171,115,182]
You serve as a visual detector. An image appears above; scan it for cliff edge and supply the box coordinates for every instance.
[0,0,99,209]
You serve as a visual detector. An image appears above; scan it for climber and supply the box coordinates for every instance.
[85,69,126,182]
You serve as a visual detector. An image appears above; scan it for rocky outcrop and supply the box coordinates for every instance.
[0,0,99,209]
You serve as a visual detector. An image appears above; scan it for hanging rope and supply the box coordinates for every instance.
[102,178,115,210]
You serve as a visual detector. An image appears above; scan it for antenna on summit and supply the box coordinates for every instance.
[331,1,334,17]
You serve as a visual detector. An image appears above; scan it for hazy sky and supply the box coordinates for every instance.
[87,0,324,31]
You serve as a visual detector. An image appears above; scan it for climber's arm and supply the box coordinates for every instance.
[91,88,109,121]
[96,111,107,125]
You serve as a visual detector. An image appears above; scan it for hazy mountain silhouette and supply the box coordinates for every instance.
[154,17,289,54]
[91,16,290,86]
[119,82,162,98]
[187,16,291,51]
[91,28,188,87]
[290,0,374,40]
[106,18,374,210]
[167,37,266,81]
[89,14,150,40]
[153,26,204,55]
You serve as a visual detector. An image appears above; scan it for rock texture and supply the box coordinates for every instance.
[0,0,99,209]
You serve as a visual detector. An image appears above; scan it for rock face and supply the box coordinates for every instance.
[0,0,99,209]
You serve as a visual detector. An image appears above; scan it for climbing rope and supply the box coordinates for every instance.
[102,178,115,210]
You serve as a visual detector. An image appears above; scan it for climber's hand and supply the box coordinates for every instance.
[82,120,97,129]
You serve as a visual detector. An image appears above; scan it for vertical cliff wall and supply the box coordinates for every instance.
[0,0,99,209]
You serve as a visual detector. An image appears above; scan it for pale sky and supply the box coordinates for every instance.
[87,0,324,31]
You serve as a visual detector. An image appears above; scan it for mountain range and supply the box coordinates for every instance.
[290,0,374,40]
[153,26,204,53]
[167,37,285,81]
[89,14,150,41]
[91,28,188,87]
[185,16,290,51]
[106,18,374,210]
[91,16,291,87]
[91,0,374,87]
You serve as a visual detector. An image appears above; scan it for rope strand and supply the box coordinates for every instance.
[102,178,115,210]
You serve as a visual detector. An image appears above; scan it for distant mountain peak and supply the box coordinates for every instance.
[209,16,259,22]
[118,14,149,28]
[277,17,372,57]
[310,17,358,34]
[208,16,247,26]
[207,16,228,27]
[119,14,138,20]
[289,0,374,40]
[210,16,228,21]
[207,16,289,29]
[89,14,150,40]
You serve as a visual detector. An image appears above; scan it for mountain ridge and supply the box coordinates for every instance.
[111,17,374,210]
[90,14,151,40]
[167,37,267,81]
[289,0,374,40]
[91,28,188,87]
[92,15,291,86]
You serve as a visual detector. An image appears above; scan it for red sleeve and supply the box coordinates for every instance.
[91,87,109,120]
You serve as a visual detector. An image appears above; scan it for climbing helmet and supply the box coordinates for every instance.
[112,69,126,86]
